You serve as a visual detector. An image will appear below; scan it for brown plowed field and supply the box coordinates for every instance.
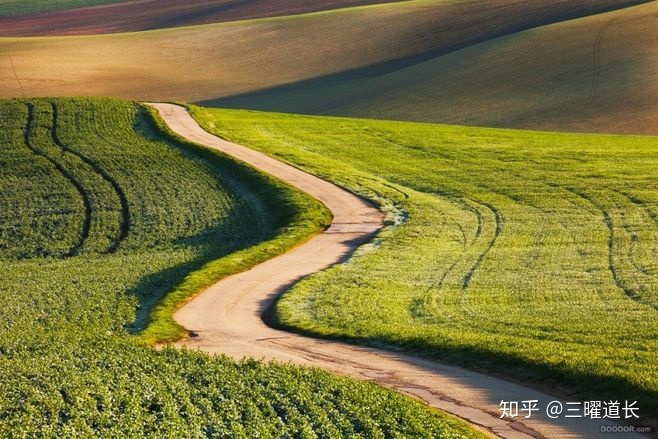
[0,0,404,36]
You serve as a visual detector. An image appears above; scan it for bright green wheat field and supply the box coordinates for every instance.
[0,98,481,437]
[192,106,658,416]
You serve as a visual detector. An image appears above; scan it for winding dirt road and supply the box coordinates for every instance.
[149,103,646,439]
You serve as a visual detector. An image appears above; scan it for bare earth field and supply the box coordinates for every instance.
[211,1,658,135]
[0,0,652,134]
[0,0,405,36]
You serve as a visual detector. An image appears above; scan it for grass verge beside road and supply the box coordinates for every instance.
[136,104,330,344]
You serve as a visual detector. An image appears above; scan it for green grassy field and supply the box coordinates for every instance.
[0,0,650,133]
[192,106,658,417]
[0,0,129,17]
[0,97,482,437]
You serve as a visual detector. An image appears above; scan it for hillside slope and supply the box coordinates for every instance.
[193,105,658,419]
[0,0,404,36]
[218,0,658,134]
[0,0,648,134]
[0,98,476,437]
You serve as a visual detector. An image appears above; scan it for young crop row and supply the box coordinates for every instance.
[191,106,658,417]
[0,98,475,436]
[29,101,126,255]
[53,99,251,253]
[0,102,84,259]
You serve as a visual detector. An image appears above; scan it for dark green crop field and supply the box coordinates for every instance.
[192,106,658,417]
[0,98,479,437]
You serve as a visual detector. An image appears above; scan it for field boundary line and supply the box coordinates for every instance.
[7,55,24,97]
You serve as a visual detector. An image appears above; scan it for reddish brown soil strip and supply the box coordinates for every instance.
[0,0,405,37]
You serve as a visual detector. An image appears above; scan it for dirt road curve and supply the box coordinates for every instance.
[149,103,646,439]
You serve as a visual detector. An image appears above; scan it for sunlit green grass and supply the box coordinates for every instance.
[193,106,658,416]
[0,98,480,436]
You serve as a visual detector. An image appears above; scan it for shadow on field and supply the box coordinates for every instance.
[125,106,302,334]
[199,0,651,118]
[270,315,658,425]
[125,228,256,334]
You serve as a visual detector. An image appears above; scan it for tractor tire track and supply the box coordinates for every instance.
[582,8,630,120]
[562,187,657,310]
[148,103,644,439]
[618,190,658,275]
[614,191,650,276]
[584,18,613,114]
[50,102,131,253]
[621,191,658,227]
[7,55,24,97]
[22,102,91,257]
[420,194,498,307]
[462,200,503,289]
[425,194,483,293]
[564,187,631,296]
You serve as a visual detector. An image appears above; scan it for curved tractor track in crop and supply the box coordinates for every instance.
[20,101,132,257]
[50,102,131,254]
[150,103,647,439]
[22,102,92,257]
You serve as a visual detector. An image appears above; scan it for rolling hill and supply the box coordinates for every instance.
[0,97,479,437]
[217,0,658,134]
[192,104,658,418]
[0,0,651,134]
[0,0,404,36]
